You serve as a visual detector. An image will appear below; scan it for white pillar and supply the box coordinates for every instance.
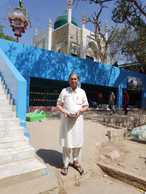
[82,16,86,29]
[105,23,108,41]
[67,0,72,23]
[104,23,110,63]
[47,19,52,50]
[80,16,87,59]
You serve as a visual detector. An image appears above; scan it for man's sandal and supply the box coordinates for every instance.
[60,167,68,176]
[73,161,84,176]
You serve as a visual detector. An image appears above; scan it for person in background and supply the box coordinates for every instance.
[109,91,116,114]
[96,91,103,108]
[57,72,89,176]
[123,90,129,115]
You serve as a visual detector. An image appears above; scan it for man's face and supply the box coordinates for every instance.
[69,74,78,90]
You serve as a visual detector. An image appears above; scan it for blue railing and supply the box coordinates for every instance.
[0,48,29,139]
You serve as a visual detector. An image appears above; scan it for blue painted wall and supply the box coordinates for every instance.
[0,39,146,109]
[0,48,29,139]
[0,48,27,126]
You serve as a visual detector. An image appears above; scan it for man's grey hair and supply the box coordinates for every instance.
[68,72,80,81]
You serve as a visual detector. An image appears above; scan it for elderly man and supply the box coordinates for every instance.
[57,73,89,176]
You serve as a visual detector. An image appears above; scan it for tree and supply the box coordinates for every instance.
[86,5,111,63]
[112,0,146,29]
[75,0,146,66]
[76,0,146,28]
[122,26,146,65]
[112,0,146,66]
[87,11,125,63]
[108,26,130,62]
[77,0,146,18]
[75,1,128,63]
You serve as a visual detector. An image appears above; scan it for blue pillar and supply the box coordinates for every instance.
[141,88,146,108]
[117,85,123,108]
[26,78,30,112]
[23,78,31,141]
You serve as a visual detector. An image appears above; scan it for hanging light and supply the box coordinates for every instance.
[8,0,30,41]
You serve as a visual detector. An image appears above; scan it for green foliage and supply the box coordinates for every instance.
[111,0,146,65]
[79,0,146,28]
[112,0,146,29]
[122,26,146,65]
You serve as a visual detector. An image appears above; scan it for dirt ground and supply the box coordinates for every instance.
[98,140,146,178]
[26,112,142,194]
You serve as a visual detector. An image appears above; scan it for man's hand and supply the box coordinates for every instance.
[76,111,80,118]
[64,112,69,118]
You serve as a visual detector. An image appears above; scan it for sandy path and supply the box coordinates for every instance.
[27,116,141,194]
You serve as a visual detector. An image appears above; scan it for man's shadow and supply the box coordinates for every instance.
[36,149,63,168]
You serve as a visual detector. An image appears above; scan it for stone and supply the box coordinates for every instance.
[105,150,120,161]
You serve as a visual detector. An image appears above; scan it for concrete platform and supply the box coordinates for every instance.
[97,140,146,190]
[0,171,58,194]
[0,159,48,188]
[98,162,146,190]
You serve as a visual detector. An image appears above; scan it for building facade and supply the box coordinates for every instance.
[1,38,146,111]
[33,0,109,63]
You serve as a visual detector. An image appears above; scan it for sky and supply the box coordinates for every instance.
[0,0,113,45]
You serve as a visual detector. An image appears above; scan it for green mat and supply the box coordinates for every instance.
[26,110,48,122]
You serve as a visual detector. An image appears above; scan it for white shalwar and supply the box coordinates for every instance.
[57,87,89,148]
[57,87,89,167]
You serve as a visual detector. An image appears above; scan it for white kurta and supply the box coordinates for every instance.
[57,87,89,148]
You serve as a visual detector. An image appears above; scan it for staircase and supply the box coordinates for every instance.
[0,78,48,187]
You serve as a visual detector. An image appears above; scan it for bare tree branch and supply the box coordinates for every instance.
[89,0,113,3]
[129,0,146,17]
